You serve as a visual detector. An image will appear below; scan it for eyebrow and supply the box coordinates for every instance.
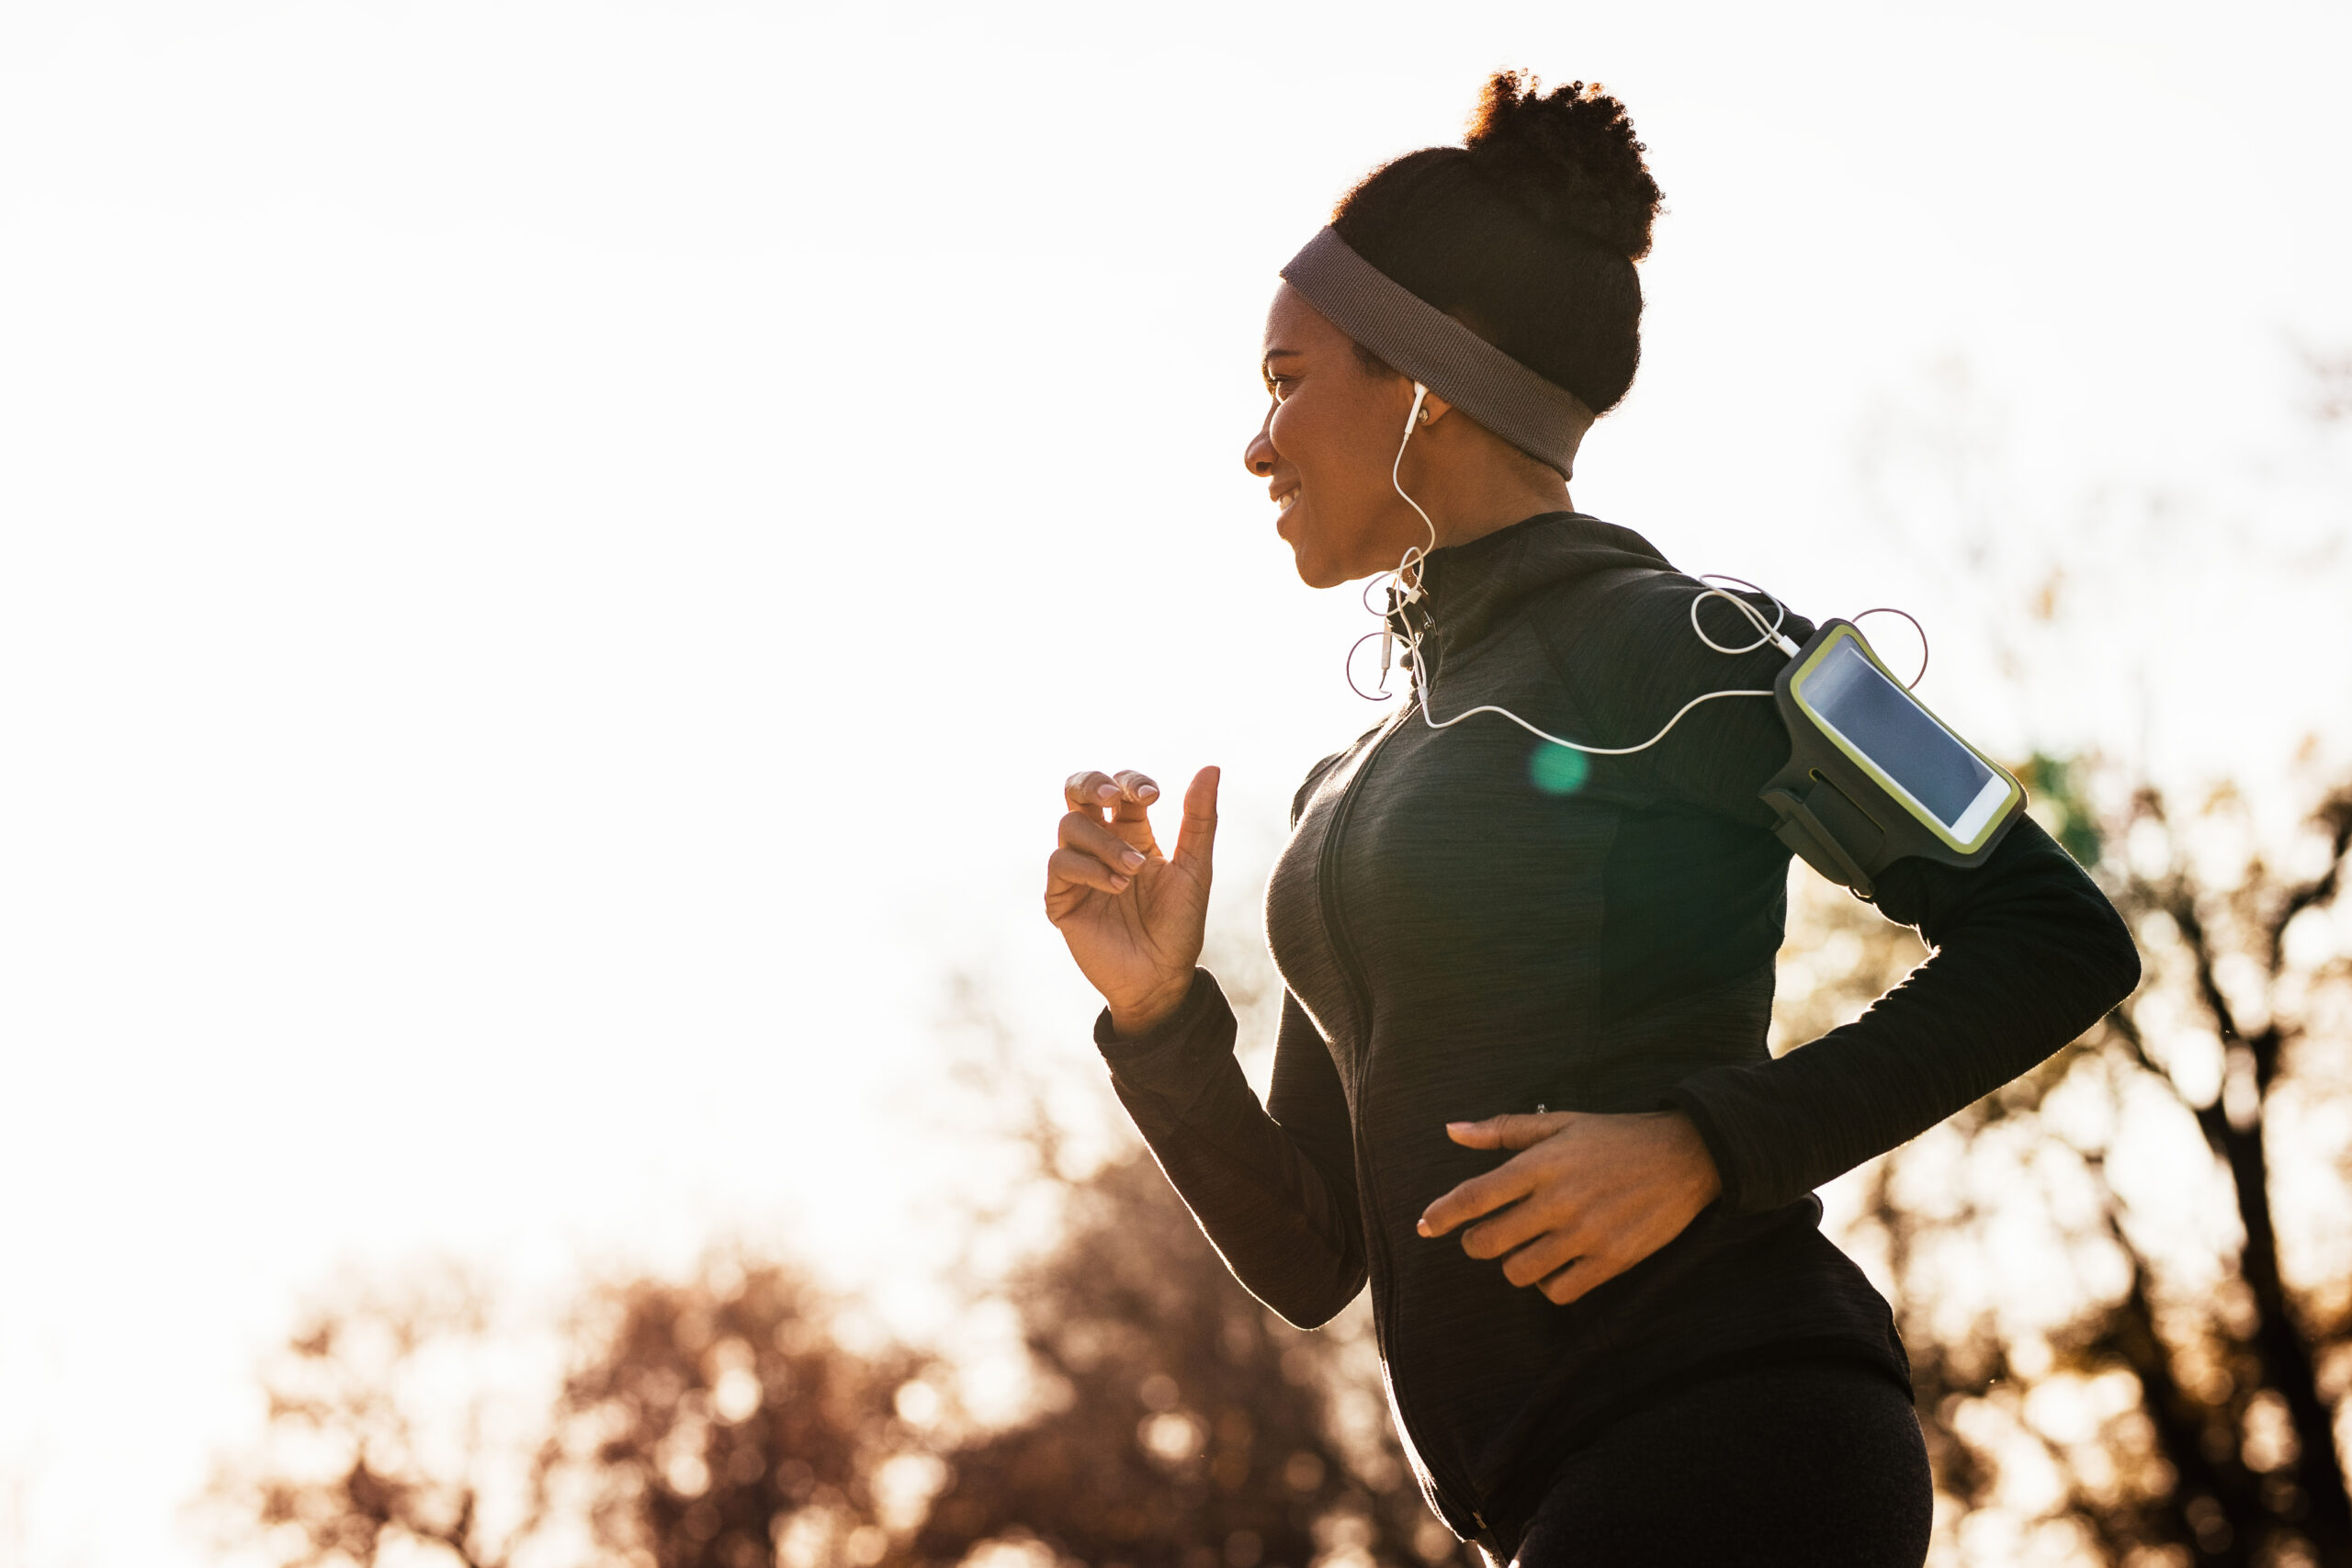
[1262,347,1304,364]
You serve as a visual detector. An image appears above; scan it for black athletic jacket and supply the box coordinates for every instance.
[1091,512,2140,1546]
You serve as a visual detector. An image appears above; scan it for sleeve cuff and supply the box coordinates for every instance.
[1092,969,1237,1103]
[1662,1077,1761,1216]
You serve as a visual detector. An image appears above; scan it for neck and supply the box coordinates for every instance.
[1422,468,1574,553]
[1402,423,1580,556]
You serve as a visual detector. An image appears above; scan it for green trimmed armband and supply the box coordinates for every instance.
[1760,620,2025,897]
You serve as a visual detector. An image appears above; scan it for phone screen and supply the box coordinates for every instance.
[1804,637,2006,837]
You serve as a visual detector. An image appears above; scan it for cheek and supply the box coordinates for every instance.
[1269,388,1408,582]
[1266,399,1311,472]
[1272,400,1364,513]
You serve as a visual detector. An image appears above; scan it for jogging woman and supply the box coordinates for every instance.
[1042,73,2140,1568]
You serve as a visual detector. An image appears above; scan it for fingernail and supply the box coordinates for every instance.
[1137,784,1159,798]
[1120,849,1145,869]
[1446,1122,1472,1133]
[1096,784,1118,800]
[1417,1217,1434,1236]
[1109,874,1131,891]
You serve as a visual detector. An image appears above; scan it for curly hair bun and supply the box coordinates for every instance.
[1324,70,1663,414]
[1463,71,1661,262]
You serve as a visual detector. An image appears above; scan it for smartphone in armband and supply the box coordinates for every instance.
[1758,620,2025,897]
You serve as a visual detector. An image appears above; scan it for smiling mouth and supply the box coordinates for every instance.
[1275,490,1299,513]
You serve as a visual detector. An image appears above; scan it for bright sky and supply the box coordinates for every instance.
[2,2,2348,1562]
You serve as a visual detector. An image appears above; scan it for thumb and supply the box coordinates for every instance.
[1170,765,1220,874]
[1446,1113,1566,1150]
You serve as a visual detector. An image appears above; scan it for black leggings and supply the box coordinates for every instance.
[1507,1359,1932,1568]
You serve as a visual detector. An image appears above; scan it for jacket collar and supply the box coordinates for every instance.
[1405,511,1676,664]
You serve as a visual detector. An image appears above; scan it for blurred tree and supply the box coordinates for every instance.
[205,1255,934,1568]
[1780,759,2352,1566]
[913,1148,1467,1568]
[915,940,1468,1568]
[201,1265,548,1568]
[548,1258,936,1568]
[210,1069,1465,1568]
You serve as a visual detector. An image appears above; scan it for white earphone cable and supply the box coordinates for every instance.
[1373,384,1795,757]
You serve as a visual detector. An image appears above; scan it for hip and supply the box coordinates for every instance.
[1492,1356,1928,1568]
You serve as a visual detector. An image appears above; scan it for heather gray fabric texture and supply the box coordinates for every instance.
[1279,227,1593,477]
[1092,512,2142,1540]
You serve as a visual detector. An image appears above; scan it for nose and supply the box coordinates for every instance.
[1243,405,1276,478]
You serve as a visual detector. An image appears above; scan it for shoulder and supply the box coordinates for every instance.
[1532,570,1814,815]
[1545,566,1809,656]
[1526,568,1810,722]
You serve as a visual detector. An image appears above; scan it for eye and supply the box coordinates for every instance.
[1266,375,1293,402]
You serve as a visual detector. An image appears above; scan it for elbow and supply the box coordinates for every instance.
[2089,893,2143,1012]
[1264,1258,1368,1332]
[2108,917,2143,1005]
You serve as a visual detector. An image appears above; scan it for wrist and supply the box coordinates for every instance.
[1667,1111,1724,1205]
[1108,974,1197,1040]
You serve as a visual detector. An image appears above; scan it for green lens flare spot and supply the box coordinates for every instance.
[1529,742,1590,795]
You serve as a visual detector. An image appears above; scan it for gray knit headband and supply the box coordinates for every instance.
[1279,226,1594,478]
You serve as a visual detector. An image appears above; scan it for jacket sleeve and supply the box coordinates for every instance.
[1662,810,2142,1214]
[1561,570,2143,1213]
[1095,971,1367,1327]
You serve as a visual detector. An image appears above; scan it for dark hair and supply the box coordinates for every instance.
[1331,72,1663,416]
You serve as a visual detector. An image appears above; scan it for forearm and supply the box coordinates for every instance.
[1096,971,1367,1326]
[1668,819,2143,1214]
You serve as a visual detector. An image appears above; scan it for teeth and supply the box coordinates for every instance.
[1277,491,1298,512]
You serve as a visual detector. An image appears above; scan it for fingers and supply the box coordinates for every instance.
[1458,1194,1560,1261]
[1419,1116,1570,1237]
[1049,769,1176,916]
[1445,1112,1569,1151]
[1064,769,1166,860]
[1046,846,1131,897]
[1058,810,1148,877]
[1105,773,1161,857]
[1499,1228,1588,1289]
[1068,766,1176,879]
[1542,1249,1633,1306]
[1417,1159,1536,1238]
[1171,766,1220,873]
[1064,771,1114,812]
[1064,770,1161,815]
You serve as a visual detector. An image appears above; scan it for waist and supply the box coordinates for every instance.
[1353,962,1776,1125]
[1366,1201,1905,1541]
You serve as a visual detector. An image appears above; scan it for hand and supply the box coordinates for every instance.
[1044,766,1219,1037]
[1415,1111,1723,1305]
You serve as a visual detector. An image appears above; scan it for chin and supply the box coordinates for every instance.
[1276,526,1330,591]
[1287,545,1346,591]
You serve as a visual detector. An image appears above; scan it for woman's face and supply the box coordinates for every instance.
[1245,283,1426,590]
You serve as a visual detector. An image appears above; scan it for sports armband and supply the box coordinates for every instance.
[1759,620,2025,897]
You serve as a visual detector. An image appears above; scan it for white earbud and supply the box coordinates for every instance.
[1403,382,1430,436]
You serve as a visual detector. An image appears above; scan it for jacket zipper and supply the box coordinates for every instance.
[1315,700,1487,1536]
[1315,710,1400,1070]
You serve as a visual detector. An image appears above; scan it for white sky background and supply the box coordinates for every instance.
[1,1,2348,1562]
